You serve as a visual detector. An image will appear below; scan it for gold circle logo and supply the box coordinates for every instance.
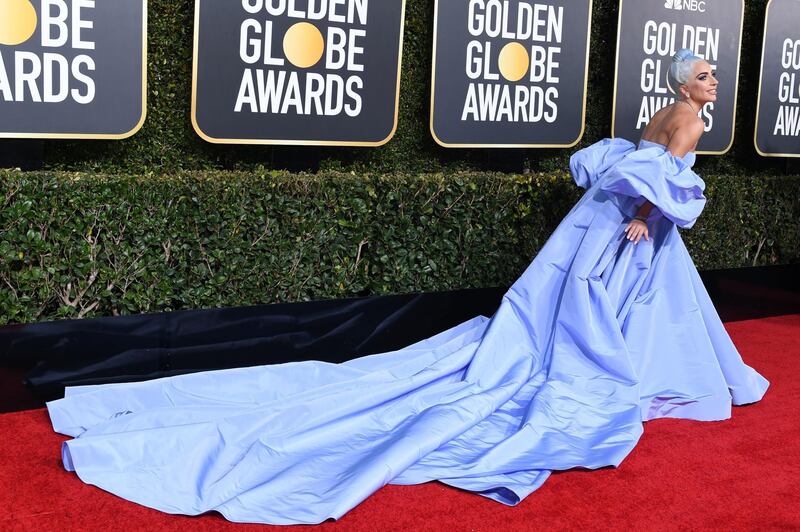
[283,22,325,69]
[498,42,529,83]
[0,0,38,46]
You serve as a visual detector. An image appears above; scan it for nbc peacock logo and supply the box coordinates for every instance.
[664,0,707,12]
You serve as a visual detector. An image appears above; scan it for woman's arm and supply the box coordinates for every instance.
[634,119,703,220]
[625,116,706,242]
[635,199,654,218]
[666,119,705,158]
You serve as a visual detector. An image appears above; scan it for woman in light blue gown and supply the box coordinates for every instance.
[46,49,769,525]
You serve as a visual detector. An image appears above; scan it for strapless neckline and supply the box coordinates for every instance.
[637,138,696,166]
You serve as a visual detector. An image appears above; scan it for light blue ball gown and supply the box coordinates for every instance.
[46,138,769,525]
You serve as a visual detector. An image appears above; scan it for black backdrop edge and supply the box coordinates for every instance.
[1,263,798,412]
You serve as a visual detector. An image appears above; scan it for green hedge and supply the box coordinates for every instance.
[3,0,798,325]
[34,0,797,176]
[1,169,798,325]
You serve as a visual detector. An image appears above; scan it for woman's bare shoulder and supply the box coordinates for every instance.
[662,103,702,131]
[666,113,705,157]
[670,106,704,137]
[643,103,689,143]
[643,103,703,151]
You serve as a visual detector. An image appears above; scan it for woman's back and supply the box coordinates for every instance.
[639,102,703,153]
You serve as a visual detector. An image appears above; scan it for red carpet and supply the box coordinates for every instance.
[2,314,798,531]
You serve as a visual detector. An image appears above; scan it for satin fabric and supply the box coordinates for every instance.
[46,138,769,525]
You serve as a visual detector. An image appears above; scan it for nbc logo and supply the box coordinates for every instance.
[664,0,707,12]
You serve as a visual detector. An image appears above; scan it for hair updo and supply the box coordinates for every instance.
[666,48,704,95]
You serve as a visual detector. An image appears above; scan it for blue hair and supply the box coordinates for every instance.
[666,48,704,95]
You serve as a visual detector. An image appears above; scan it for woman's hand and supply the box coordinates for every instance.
[624,219,649,244]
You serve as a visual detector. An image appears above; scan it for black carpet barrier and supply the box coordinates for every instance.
[0,287,506,407]
[1,264,797,412]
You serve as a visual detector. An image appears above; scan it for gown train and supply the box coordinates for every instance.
[46,138,770,525]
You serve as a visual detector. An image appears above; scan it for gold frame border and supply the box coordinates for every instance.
[610,0,744,156]
[0,1,148,140]
[190,0,407,146]
[753,0,799,158]
[429,0,594,149]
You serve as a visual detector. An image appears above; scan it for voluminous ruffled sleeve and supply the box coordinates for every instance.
[598,146,707,229]
[569,138,636,189]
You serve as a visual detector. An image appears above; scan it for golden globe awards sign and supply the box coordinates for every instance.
[430,0,592,148]
[754,0,800,158]
[0,0,147,139]
[612,0,744,154]
[191,0,405,146]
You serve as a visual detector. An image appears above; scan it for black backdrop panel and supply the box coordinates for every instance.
[0,0,146,138]
[1,287,505,403]
[612,0,743,154]
[1,265,798,412]
[192,0,405,145]
[754,0,800,157]
[430,0,592,147]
